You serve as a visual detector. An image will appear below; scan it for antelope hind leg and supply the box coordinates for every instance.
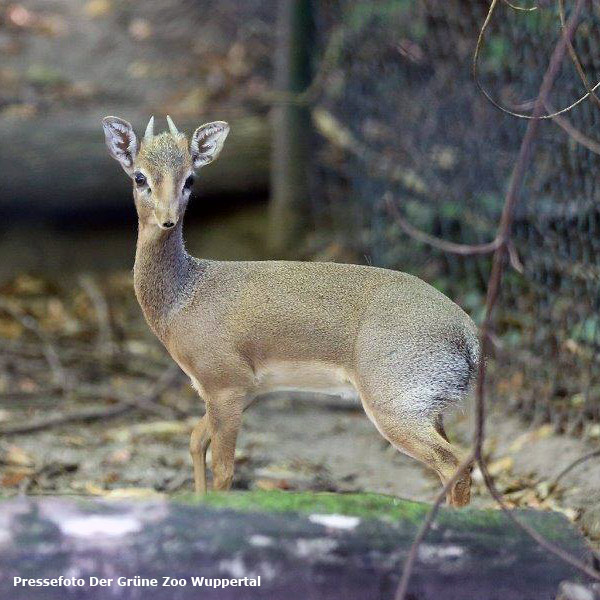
[360,395,472,507]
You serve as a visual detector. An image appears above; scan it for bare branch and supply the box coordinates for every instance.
[0,366,184,436]
[501,0,539,11]
[558,0,600,109]
[546,101,600,155]
[473,0,600,119]
[385,193,505,256]
[550,449,600,489]
[0,298,70,393]
[0,403,133,436]
[386,194,526,273]
[478,458,600,580]
[79,273,115,358]
[507,240,524,273]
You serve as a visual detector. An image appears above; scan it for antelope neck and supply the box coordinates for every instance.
[133,220,199,338]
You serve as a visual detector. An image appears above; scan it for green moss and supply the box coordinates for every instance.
[172,490,580,543]
[173,490,509,531]
[175,490,430,522]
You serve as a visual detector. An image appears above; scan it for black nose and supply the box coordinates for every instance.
[163,221,175,229]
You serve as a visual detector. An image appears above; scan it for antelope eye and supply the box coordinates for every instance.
[134,172,146,187]
[183,175,195,190]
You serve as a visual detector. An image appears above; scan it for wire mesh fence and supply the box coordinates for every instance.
[309,0,600,435]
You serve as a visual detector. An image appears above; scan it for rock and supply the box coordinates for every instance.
[0,491,596,599]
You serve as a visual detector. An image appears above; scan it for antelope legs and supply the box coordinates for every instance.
[190,415,211,494]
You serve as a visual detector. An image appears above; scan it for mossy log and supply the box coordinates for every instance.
[0,491,595,599]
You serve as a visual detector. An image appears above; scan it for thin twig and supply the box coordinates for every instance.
[506,239,524,273]
[546,101,600,154]
[0,381,189,419]
[385,193,525,272]
[473,0,600,119]
[0,338,170,377]
[551,449,600,488]
[0,403,132,435]
[79,273,114,358]
[0,366,184,436]
[0,298,70,392]
[478,458,600,580]
[502,0,539,10]
[558,0,600,109]
[385,193,504,255]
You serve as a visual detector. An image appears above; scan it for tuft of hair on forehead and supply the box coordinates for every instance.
[137,132,191,174]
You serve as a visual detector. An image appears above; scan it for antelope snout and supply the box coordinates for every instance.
[154,206,179,230]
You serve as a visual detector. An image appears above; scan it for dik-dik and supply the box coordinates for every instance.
[102,115,480,506]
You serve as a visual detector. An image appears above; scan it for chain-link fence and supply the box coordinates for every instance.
[309,0,600,435]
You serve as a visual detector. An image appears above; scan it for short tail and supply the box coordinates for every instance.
[429,323,481,414]
[464,329,481,387]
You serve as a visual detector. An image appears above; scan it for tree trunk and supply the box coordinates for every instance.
[268,0,313,255]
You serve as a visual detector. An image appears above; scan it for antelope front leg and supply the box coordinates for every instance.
[206,391,245,491]
[190,415,211,494]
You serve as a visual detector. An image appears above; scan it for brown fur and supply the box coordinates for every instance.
[102,116,479,506]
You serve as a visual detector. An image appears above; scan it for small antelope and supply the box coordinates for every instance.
[102,115,479,506]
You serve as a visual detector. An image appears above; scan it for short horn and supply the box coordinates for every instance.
[144,115,154,141]
[166,115,180,136]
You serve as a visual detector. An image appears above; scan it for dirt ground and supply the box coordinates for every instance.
[2,376,600,548]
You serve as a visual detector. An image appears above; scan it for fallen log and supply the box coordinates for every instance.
[0,492,595,599]
[0,112,270,218]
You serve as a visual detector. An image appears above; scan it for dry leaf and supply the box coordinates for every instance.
[105,420,191,442]
[508,424,554,454]
[545,502,578,522]
[105,488,163,499]
[0,318,23,339]
[81,481,106,495]
[84,0,112,18]
[487,456,514,477]
[18,378,39,393]
[128,18,152,41]
[106,448,132,465]
[535,480,552,500]
[102,471,121,484]
[1,470,30,487]
[9,274,47,295]
[471,465,484,485]
[254,478,291,491]
[62,435,87,447]
[587,424,600,439]
[2,444,35,467]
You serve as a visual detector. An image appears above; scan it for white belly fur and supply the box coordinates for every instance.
[254,361,358,399]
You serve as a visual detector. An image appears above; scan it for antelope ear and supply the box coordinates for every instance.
[190,121,229,168]
[102,116,138,175]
